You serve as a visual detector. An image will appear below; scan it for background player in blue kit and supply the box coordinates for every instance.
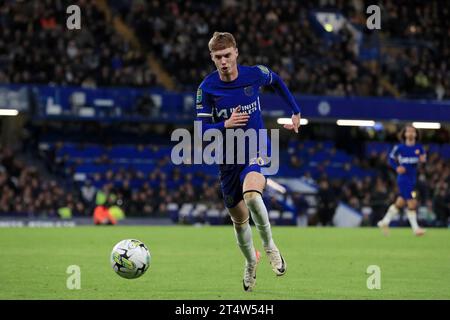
[195,32,301,291]
[378,125,427,236]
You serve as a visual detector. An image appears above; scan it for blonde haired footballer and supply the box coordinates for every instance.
[195,32,301,291]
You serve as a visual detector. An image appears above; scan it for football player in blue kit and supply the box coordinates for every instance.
[378,124,427,236]
[195,32,301,291]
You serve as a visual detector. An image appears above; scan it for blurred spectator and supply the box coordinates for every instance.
[81,180,96,205]
[433,187,450,227]
[93,203,117,225]
[316,179,337,226]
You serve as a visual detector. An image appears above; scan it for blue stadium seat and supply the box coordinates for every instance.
[75,164,109,174]
[440,145,450,159]
[365,142,392,156]
[426,144,441,154]
[132,163,157,174]
[325,166,347,179]
[330,151,352,164]
[310,151,329,163]
[108,146,140,159]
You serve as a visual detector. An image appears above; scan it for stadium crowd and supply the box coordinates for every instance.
[110,0,449,99]
[0,146,86,217]
[1,0,448,99]
[0,0,158,87]
[112,0,380,96]
[378,0,450,100]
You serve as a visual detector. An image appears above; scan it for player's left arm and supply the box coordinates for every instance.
[257,65,301,133]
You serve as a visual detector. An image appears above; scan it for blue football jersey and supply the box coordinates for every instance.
[389,143,425,179]
[196,64,274,130]
[195,64,300,167]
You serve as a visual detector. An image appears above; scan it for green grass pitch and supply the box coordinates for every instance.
[1,226,449,299]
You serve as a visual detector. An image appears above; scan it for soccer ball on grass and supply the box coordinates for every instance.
[110,239,151,279]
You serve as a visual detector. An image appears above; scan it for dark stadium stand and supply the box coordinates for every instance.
[0,0,158,87]
[109,0,449,99]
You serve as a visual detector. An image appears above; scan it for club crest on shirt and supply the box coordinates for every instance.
[244,86,254,96]
[415,149,420,155]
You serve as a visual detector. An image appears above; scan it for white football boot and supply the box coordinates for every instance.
[243,250,260,292]
[265,246,287,276]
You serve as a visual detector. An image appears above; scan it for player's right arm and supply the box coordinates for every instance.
[388,145,405,174]
[195,86,248,132]
[224,106,249,128]
[195,86,223,134]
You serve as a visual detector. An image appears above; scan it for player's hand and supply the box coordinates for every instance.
[419,154,426,163]
[283,113,301,133]
[224,106,250,128]
[396,166,406,174]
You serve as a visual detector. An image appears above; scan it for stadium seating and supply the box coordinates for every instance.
[109,0,449,99]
